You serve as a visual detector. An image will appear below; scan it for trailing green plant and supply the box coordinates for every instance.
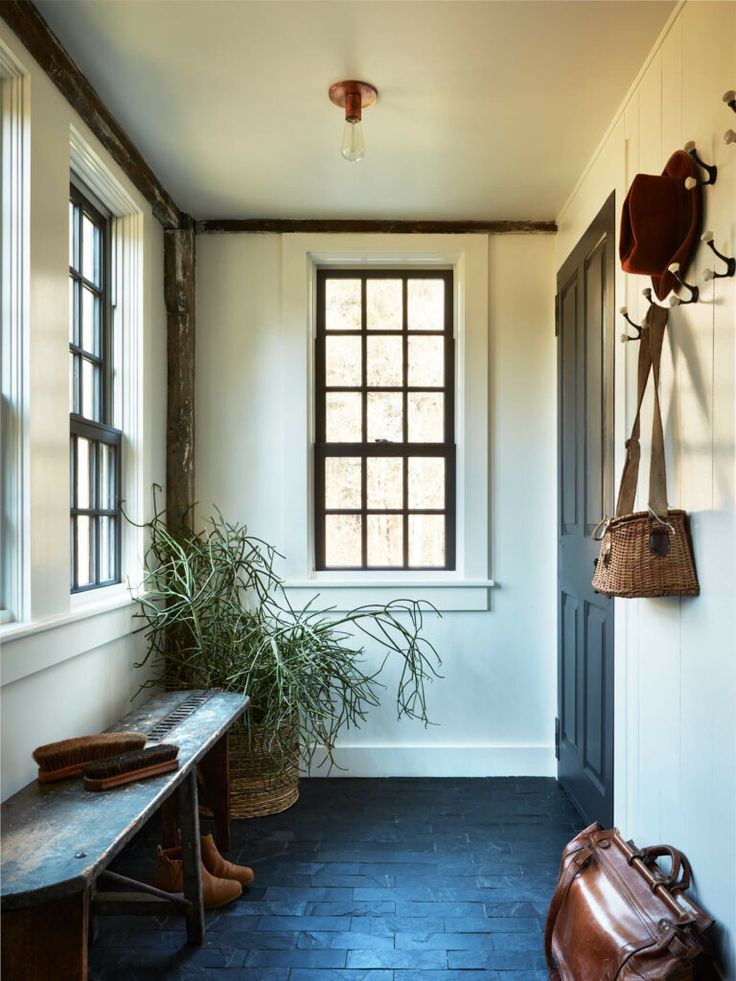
[131,487,442,773]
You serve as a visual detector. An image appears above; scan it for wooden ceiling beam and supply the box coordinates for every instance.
[196,218,557,235]
[1,0,182,229]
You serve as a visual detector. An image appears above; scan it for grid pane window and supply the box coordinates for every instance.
[315,270,455,570]
[69,184,121,592]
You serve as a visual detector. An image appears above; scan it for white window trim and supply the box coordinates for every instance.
[68,126,145,613]
[280,233,493,612]
[0,42,30,625]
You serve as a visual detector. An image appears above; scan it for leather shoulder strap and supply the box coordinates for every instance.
[646,309,668,517]
[615,304,669,518]
[544,845,594,971]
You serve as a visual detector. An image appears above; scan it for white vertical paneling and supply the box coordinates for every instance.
[637,54,663,174]
[676,0,736,958]
[556,2,736,973]
[660,18,683,511]
[660,18,683,154]
[659,16,687,847]
[631,50,682,846]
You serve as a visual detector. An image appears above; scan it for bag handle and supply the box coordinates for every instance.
[614,304,669,519]
[636,844,692,893]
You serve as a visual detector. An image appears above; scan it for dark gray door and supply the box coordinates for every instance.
[556,193,616,827]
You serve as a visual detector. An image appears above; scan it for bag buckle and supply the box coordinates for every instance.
[648,509,675,557]
[573,846,594,869]
[592,517,610,542]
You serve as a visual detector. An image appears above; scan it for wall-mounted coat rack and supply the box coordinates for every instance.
[619,288,664,342]
[701,232,736,280]
[667,262,699,305]
[683,142,717,186]
[722,90,736,143]
[619,305,643,343]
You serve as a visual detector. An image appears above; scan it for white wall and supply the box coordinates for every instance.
[0,22,166,800]
[556,2,736,972]
[196,231,558,778]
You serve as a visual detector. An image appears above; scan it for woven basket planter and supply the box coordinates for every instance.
[228,720,300,818]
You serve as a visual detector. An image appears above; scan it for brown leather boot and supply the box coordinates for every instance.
[153,845,242,909]
[200,833,255,887]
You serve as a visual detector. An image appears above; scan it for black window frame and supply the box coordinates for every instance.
[69,182,122,593]
[314,268,456,571]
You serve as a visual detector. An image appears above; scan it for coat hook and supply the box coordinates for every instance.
[619,306,643,343]
[701,231,736,279]
[642,287,654,306]
[683,141,717,186]
[724,129,736,145]
[667,263,699,305]
[724,90,736,114]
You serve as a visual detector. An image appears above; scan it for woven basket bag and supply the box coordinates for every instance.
[592,304,698,598]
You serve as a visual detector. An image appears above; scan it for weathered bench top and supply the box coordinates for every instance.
[1,690,247,911]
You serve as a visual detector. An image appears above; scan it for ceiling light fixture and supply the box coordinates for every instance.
[329,80,378,163]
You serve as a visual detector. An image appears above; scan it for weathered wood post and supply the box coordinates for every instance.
[164,216,196,535]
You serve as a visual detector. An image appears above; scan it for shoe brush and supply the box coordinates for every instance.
[33,732,148,783]
[83,744,180,792]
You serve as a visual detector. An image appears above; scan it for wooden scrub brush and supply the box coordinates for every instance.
[83,744,180,791]
[33,732,147,783]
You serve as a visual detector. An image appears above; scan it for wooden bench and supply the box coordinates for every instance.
[1,690,248,981]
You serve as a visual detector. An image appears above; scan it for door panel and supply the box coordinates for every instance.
[583,600,607,782]
[584,244,605,535]
[560,284,579,535]
[557,193,615,828]
[561,592,579,749]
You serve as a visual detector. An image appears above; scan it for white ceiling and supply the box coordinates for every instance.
[36,0,675,221]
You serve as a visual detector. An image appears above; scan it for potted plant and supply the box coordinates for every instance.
[131,490,441,817]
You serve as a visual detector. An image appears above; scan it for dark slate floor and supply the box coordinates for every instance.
[89,777,582,981]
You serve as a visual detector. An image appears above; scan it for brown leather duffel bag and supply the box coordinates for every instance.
[545,823,718,980]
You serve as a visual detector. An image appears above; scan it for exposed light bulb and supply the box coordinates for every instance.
[341,119,365,162]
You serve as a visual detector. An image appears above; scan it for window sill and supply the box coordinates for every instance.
[0,589,141,686]
[284,578,495,612]
[69,583,132,617]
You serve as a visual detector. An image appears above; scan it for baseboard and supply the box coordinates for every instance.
[303,744,556,778]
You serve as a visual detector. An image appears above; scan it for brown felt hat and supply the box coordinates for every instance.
[619,150,702,301]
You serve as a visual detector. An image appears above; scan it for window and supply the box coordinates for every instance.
[314,269,455,570]
[1,46,29,624]
[69,183,121,592]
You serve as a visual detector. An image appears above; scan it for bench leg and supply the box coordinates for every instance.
[160,795,179,849]
[176,768,204,946]
[1,889,88,981]
[198,732,231,851]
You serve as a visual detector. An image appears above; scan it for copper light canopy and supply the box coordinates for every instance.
[328,80,378,123]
